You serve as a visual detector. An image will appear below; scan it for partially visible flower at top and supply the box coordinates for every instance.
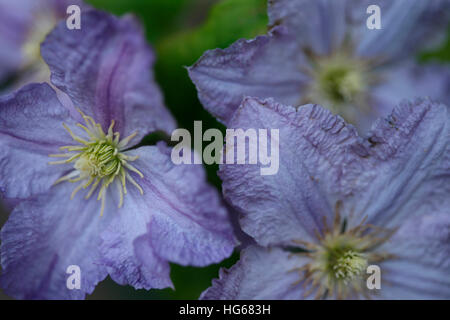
[201,96,449,299]
[0,11,235,299]
[189,0,450,132]
[0,0,85,90]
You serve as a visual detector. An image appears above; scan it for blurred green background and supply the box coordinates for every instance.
[0,0,449,300]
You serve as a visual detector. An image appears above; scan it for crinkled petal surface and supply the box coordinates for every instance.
[201,246,308,300]
[349,99,449,229]
[188,27,308,125]
[100,200,173,290]
[0,182,115,299]
[377,213,450,299]
[267,0,347,55]
[268,0,450,62]
[1,142,234,298]
[221,97,449,246]
[0,83,78,200]
[41,10,176,142]
[220,97,367,246]
[100,143,235,290]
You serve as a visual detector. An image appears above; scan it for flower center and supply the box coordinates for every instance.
[74,142,121,179]
[317,64,364,104]
[291,203,395,299]
[49,109,144,216]
[330,249,368,283]
[303,47,374,123]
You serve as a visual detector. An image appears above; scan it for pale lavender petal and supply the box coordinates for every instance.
[354,0,450,62]
[188,27,308,125]
[41,10,176,142]
[0,83,78,200]
[0,0,31,81]
[100,143,235,291]
[101,215,173,290]
[377,213,450,299]
[348,98,449,229]
[220,97,367,246]
[99,183,173,290]
[135,144,235,266]
[201,246,308,300]
[371,61,450,117]
[268,0,347,55]
[0,182,115,299]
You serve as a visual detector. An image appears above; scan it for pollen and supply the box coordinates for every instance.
[49,109,144,216]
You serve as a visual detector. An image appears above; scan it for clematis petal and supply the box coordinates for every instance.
[348,98,449,229]
[201,245,309,300]
[0,0,31,82]
[188,27,308,125]
[371,61,450,117]
[101,219,173,290]
[41,10,176,142]
[220,97,367,246]
[99,185,173,290]
[377,213,450,299]
[353,0,450,62]
[100,143,235,290]
[267,0,347,55]
[0,0,86,89]
[0,83,78,200]
[0,182,116,299]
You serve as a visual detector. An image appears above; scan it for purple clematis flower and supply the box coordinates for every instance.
[0,11,235,299]
[201,96,449,299]
[188,0,450,132]
[0,0,85,89]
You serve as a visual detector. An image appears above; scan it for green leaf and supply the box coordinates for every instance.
[156,0,268,67]
[419,26,450,63]
[153,0,268,188]
[85,0,190,42]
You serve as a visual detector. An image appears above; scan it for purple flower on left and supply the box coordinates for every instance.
[0,10,235,299]
[0,0,86,91]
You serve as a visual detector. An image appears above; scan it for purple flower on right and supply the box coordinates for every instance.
[189,0,450,132]
[201,96,449,299]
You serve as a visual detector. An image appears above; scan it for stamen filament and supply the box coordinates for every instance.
[85,178,101,200]
[63,123,90,145]
[126,173,144,195]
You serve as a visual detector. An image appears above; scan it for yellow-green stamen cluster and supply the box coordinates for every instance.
[317,63,365,104]
[333,250,368,283]
[49,109,144,216]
